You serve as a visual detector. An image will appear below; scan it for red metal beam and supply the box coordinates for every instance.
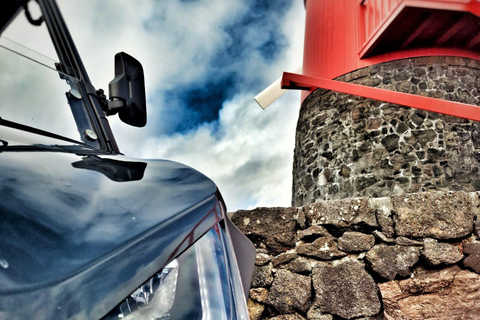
[466,32,480,49]
[359,0,406,57]
[399,11,439,49]
[282,72,480,122]
[434,14,470,46]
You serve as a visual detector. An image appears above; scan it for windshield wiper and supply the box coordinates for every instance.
[0,116,90,147]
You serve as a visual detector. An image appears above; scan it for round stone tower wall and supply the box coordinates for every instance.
[293,56,480,207]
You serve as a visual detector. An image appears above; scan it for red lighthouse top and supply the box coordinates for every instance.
[280,0,480,122]
[303,0,480,80]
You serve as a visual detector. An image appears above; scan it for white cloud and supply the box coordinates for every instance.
[116,0,304,211]
[138,91,301,210]
[124,1,306,211]
[58,0,248,91]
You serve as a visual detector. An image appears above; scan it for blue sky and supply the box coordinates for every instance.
[57,0,306,211]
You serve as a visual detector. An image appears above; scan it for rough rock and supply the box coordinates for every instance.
[297,237,346,260]
[252,263,274,288]
[395,237,423,246]
[266,269,312,314]
[421,238,463,265]
[304,198,378,229]
[337,231,375,252]
[366,244,420,280]
[250,288,269,303]
[354,314,386,320]
[373,230,396,244]
[272,252,297,267]
[298,225,331,241]
[379,266,480,319]
[248,298,265,320]
[266,313,306,320]
[381,134,399,152]
[463,242,480,273]
[306,305,334,320]
[232,207,297,255]
[297,208,307,229]
[311,260,381,319]
[392,192,474,239]
[284,257,313,274]
[475,220,480,238]
[371,197,395,238]
[256,252,272,266]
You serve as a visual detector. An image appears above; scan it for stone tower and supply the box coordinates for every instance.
[284,0,480,207]
[292,56,480,206]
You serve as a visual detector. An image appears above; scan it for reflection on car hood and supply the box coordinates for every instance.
[0,151,221,319]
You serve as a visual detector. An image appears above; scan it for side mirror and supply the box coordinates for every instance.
[108,52,147,127]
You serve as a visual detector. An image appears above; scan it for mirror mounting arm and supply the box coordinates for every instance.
[96,88,129,117]
[96,88,122,116]
[105,99,124,116]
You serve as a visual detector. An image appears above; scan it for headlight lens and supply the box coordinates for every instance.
[113,260,179,319]
[102,223,248,320]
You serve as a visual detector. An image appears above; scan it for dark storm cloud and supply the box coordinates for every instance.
[162,0,294,133]
[220,0,291,65]
[163,74,236,134]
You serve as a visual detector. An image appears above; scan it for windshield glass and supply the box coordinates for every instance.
[0,2,82,144]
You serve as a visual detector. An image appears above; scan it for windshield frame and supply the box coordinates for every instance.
[1,0,120,154]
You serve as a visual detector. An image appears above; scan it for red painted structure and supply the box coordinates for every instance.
[283,0,480,121]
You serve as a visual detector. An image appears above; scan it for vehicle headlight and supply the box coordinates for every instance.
[107,259,179,319]
[102,223,248,320]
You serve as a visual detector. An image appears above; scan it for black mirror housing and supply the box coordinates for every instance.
[108,52,147,127]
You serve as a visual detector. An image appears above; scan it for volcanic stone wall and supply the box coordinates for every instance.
[232,191,480,320]
[293,57,480,207]
[234,56,480,320]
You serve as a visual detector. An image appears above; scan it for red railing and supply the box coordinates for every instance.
[359,0,477,57]
[359,0,402,46]
[302,0,480,83]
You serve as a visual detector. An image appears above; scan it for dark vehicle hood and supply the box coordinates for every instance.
[0,151,222,319]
